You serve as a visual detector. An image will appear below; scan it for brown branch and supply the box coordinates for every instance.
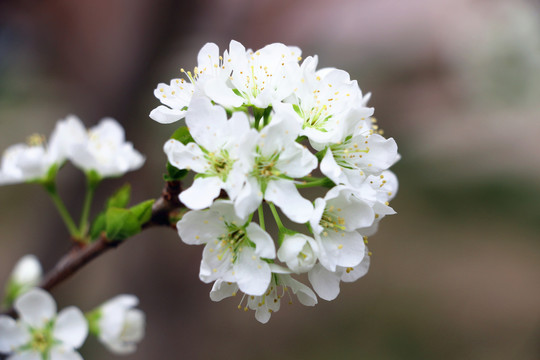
[1,181,182,319]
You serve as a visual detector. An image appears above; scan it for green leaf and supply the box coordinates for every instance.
[90,184,131,240]
[171,126,194,145]
[106,184,131,209]
[105,208,141,241]
[129,199,155,225]
[89,212,106,240]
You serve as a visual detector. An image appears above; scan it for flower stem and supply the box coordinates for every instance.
[295,177,334,189]
[79,177,99,237]
[258,205,265,231]
[268,202,286,232]
[44,184,80,237]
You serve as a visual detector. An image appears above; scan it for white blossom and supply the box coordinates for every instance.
[279,56,370,145]
[234,111,317,223]
[149,42,238,124]
[0,288,88,360]
[69,117,145,178]
[95,295,145,355]
[223,41,302,109]
[309,186,374,272]
[277,233,318,273]
[358,170,398,236]
[318,109,398,189]
[309,247,371,301]
[210,270,317,324]
[4,255,43,306]
[177,200,276,296]
[164,97,256,210]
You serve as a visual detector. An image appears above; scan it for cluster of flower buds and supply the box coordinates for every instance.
[0,256,145,359]
[152,40,399,323]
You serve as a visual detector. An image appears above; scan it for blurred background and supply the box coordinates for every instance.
[1,0,539,359]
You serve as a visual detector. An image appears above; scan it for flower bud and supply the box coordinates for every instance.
[91,295,145,355]
[3,255,42,307]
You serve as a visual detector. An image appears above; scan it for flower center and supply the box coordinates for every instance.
[30,324,55,356]
[319,206,346,236]
[205,149,234,181]
[216,224,250,262]
[330,136,370,170]
[252,150,281,192]
[26,134,46,147]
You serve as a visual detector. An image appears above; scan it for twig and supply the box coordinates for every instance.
[0,181,182,319]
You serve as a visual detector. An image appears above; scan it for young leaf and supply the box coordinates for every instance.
[105,208,140,241]
[106,184,131,209]
[129,200,155,225]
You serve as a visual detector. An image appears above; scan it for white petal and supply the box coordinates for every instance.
[163,140,207,173]
[210,280,239,302]
[277,235,306,263]
[179,176,222,210]
[234,247,271,296]
[318,230,366,270]
[254,302,274,324]
[177,209,226,245]
[98,295,139,341]
[341,250,370,283]
[276,143,317,178]
[309,198,326,235]
[185,97,228,151]
[245,223,275,259]
[234,177,262,219]
[265,179,313,223]
[15,288,56,328]
[0,316,30,353]
[8,351,42,360]
[308,263,341,301]
[280,275,318,306]
[200,242,234,284]
[53,307,88,349]
[10,255,42,286]
[120,309,145,343]
[320,149,345,186]
[149,105,186,124]
[204,78,243,108]
[49,347,83,360]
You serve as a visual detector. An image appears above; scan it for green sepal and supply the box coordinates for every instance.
[163,162,188,181]
[86,169,102,187]
[3,280,23,309]
[39,163,61,193]
[292,104,303,117]
[105,208,141,242]
[85,309,103,337]
[171,126,194,145]
[277,228,297,247]
[315,147,328,162]
[129,199,155,225]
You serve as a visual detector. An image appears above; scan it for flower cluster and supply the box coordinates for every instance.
[0,257,145,360]
[0,115,144,185]
[152,40,399,323]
